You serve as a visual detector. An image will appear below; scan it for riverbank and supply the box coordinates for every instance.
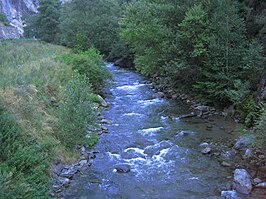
[146,74,266,198]
[0,40,108,198]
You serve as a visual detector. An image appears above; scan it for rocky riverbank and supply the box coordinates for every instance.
[50,95,110,197]
[149,78,266,198]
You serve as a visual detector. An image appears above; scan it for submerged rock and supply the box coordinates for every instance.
[115,164,131,173]
[144,141,173,156]
[233,169,252,194]
[176,130,194,137]
[221,190,241,199]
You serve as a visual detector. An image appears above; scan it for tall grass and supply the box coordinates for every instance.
[0,40,108,198]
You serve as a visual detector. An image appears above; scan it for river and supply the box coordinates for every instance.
[62,63,263,199]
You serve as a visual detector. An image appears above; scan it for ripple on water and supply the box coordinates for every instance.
[115,84,146,91]
[138,127,164,136]
[123,112,144,117]
[137,98,164,106]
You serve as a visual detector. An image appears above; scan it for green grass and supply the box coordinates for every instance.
[0,39,106,198]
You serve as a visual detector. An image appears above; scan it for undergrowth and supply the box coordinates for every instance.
[0,39,109,198]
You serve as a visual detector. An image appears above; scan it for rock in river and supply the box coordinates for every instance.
[115,164,131,173]
[221,190,241,199]
[201,147,212,154]
[233,169,252,194]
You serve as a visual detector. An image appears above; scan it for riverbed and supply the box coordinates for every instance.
[61,63,264,199]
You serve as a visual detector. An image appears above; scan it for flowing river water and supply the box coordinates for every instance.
[62,63,262,199]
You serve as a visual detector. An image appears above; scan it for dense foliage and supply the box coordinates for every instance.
[121,0,264,106]
[28,0,61,43]
[59,0,120,53]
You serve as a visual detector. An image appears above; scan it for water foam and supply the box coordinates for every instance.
[138,127,164,136]
[116,84,145,91]
[137,98,164,106]
[123,113,143,117]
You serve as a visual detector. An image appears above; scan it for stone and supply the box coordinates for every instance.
[221,190,241,199]
[234,135,254,150]
[100,119,112,124]
[115,164,131,173]
[97,95,108,107]
[199,142,209,147]
[53,163,63,176]
[144,141,172,156]
[196,105,209,112]
[201,147,212,154]
[243,149,252,158]
[221,150,237,160]
[176,130,194,137]
[101,126,108,131]
[221,161,232,167]
[60,167,78,178]
[79,160,88,166]
[172,94,178,99]
[254,178,262,184]
[156,92,165,98]
[233,169,252,194]
[255,182,266,188]
[57,177,70,186]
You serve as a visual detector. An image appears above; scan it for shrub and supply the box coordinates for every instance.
[0,13,8,26]
[255,105,266,146]
[55,72,98,149]
[0,108,50,198]
[60,48,111,90]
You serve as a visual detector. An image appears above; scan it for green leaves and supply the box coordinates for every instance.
[33,0,61,43]
[59,0,120,53]
[121,0,264,106]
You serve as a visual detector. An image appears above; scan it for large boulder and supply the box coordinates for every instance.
[233,169,252,194]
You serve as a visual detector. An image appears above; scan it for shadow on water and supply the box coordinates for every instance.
[62,63,263,199]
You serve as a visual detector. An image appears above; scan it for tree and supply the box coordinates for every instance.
[34,0,61,43]
[59,0,120,53]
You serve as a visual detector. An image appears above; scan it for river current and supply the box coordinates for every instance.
[62,63,258,199]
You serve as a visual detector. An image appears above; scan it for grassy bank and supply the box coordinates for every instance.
[0,40,109,198]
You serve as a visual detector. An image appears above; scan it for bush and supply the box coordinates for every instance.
[60,48,111,90]
[55,72,99,149]
[0,13,8,26]
[255,104,266,146]
[0,109,50,198]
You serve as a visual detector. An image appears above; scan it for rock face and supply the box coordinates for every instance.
[0,25,20,39]
[233,169,252,194]
[0,0,68,39]
[0,0,38,35]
